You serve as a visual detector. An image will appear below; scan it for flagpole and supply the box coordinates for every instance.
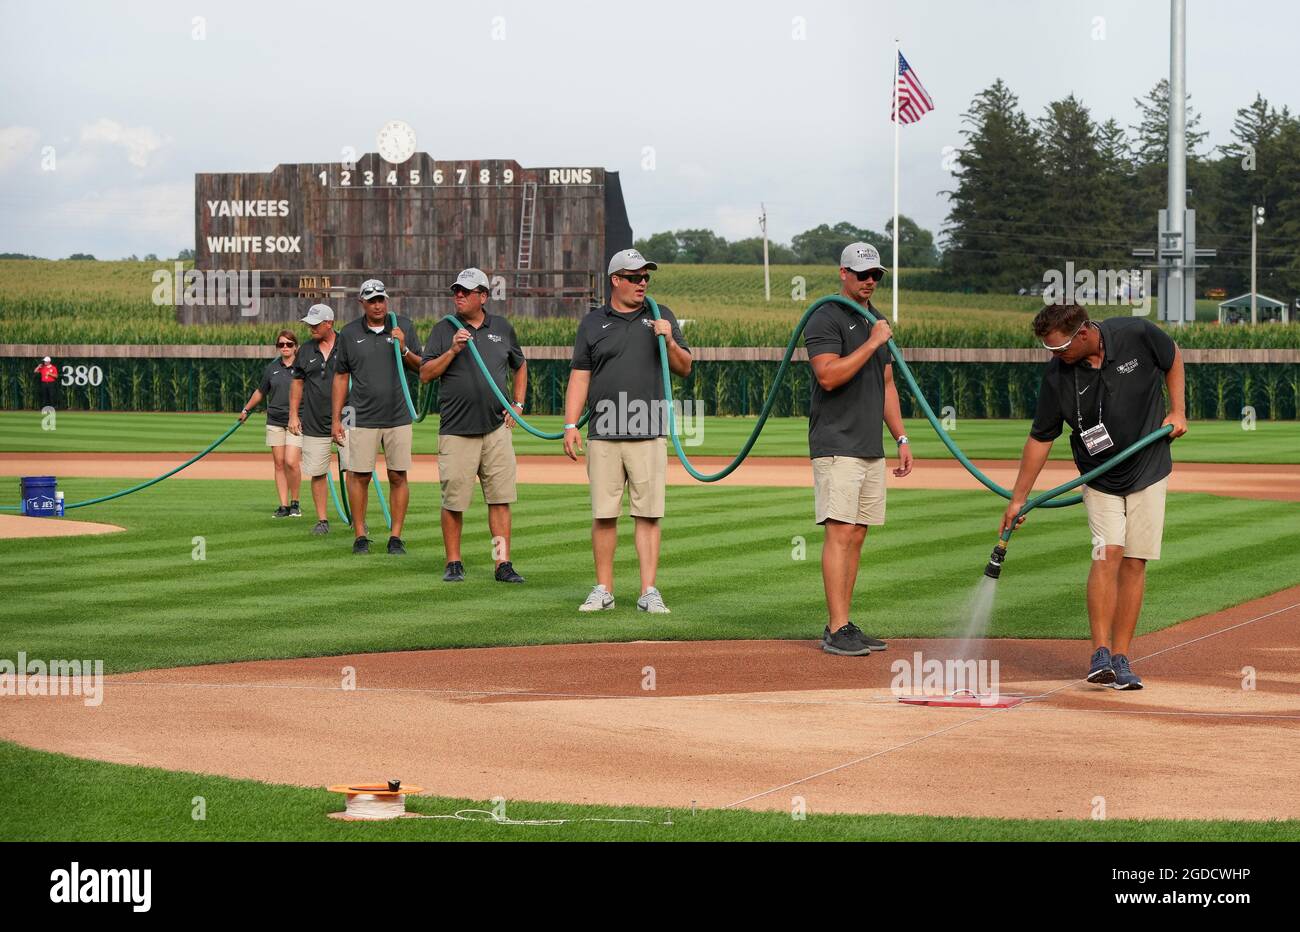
[892,39,900,325]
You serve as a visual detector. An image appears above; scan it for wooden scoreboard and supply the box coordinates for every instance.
[187,150,632,324]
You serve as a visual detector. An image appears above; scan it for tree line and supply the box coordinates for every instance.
[634,217,940,267]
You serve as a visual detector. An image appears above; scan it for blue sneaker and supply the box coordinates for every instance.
[1110,654,1143,690]
[1086,646,1115,685]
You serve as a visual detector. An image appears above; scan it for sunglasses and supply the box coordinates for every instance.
[1041,324,1087,353]
[452,286,487,296]
[276,341,297,348]
[849,268,884,283]
[614,273,651,285]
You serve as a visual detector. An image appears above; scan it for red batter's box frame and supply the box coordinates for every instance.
[897,690,1026,709]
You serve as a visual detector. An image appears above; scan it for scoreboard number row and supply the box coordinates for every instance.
[319,168,516,187]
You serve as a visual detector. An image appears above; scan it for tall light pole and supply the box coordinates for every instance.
[1251,205,1265,325]
[1166,0,1188,325]
[759,203,771,302]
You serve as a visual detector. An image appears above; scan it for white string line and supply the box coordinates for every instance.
[721,600,1300,809]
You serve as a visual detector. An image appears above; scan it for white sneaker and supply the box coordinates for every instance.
[578,584,615,612]
[636,587,671,614]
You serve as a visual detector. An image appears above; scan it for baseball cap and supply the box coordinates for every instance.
[451,268,490,293]
[840,243,884,273]
[358,279,388,301]
[43,356,51,363]
[301,304,335,325]
[607,248,658,275]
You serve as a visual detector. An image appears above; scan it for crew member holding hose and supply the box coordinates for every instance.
[331,279,423,555]
[420,268,528,584]
[289,304,340,536]
[806,243,913,657]
[563,249,692,614]
[1000,303,1186,690]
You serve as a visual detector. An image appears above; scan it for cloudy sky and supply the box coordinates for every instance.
[1,0,1295,258]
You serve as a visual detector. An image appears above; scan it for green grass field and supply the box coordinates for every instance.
[3,740,1293,842]
[2,480,1298,672]
[3,411,1297,462]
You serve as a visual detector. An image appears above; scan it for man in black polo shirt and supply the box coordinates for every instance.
[331,279,423,555]
[420,268,527,584]
[563,248,692,614]
[1001,303,1186,690]
[289,304,340,535]
[804,243,913,657]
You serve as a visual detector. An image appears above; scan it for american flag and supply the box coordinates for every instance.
[891,51,934,124]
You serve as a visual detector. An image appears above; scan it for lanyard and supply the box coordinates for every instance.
[1074,368,1104,431]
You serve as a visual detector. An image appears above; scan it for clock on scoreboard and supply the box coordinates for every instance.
[189,140,631,325]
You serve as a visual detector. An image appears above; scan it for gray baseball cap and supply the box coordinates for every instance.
[840,242,884,273]
[451,268,490,293]
[607,248,658,275]
[358,279,388,300]
[301,304,335,325]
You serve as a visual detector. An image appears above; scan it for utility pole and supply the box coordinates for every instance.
[760,203,771,302]
[1166,0,1188,325]
[1251,205,1265,325]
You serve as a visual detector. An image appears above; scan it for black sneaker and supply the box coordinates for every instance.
[289,500,302,517]
[311,519,329,535]
[352,536,370,555]
[823,623,872,656]
[494,562,525,583]
[1086,646,1115,685]
[273,505,291,518]
[387,536,406,555]
[823,622,886,652]
[1110,653,1144,690]
[443,561,465,582]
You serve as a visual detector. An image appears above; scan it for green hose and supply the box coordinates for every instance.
[1,418,246,512]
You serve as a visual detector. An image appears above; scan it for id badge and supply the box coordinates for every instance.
[1080,422,1115,455]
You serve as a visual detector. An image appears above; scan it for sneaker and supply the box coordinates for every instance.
[494,562,525,584]
[636,587,671,614]
[1086,646,1115,685]
[822,622,886,652]
[1110,654,1144,690]
[823,623,872,657]
[386,536,406,556]
[443,561,465,582]
[273,505,291,518]
[289,500,302,517]
[311,519,329,535]
[352,536,370,555]
[579,584,614,612]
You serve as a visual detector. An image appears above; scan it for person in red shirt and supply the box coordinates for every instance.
[34,356,58,409]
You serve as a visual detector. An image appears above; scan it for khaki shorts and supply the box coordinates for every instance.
[813,456,886,526]
[265,425,303,449]
[345,424,413,473]
[438,423,518,512]
[301,434,336,478]
[1082,476,1168,560]
[587,437,667,519]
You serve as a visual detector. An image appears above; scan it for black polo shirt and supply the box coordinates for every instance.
[1029,317,1177,495]
[333,314,422,428]
[803,299,891,459]
[422,313,525,436]
[257,358,296,427]
[571,302,690,441]
[291,336,341,439]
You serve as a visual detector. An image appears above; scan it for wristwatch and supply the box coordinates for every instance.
[511,401,524,411]
[896,435,909,445]
[563,423,578,430]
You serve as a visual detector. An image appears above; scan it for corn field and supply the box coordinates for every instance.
[4,357,1297,420]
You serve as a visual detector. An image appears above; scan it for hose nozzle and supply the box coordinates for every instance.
[984,543,1008,580]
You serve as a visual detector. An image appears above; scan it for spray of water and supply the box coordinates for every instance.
[953,574,1000,661]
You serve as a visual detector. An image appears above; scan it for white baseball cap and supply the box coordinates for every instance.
[43,356,51,362]
[359,279,388,301]
[301,304,335,325]
[607,248,658,275]
[840,242,884,273]
[451,268,490,293]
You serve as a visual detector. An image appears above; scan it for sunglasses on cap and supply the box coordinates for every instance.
[1041,324,1087,353]
[614,273,651,285]
[849,268,884,283]
[276,340,297,348]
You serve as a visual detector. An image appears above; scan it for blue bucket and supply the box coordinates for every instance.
[20,476,62,517]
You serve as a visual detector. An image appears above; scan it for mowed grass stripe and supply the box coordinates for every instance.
[3,480,1299,671]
